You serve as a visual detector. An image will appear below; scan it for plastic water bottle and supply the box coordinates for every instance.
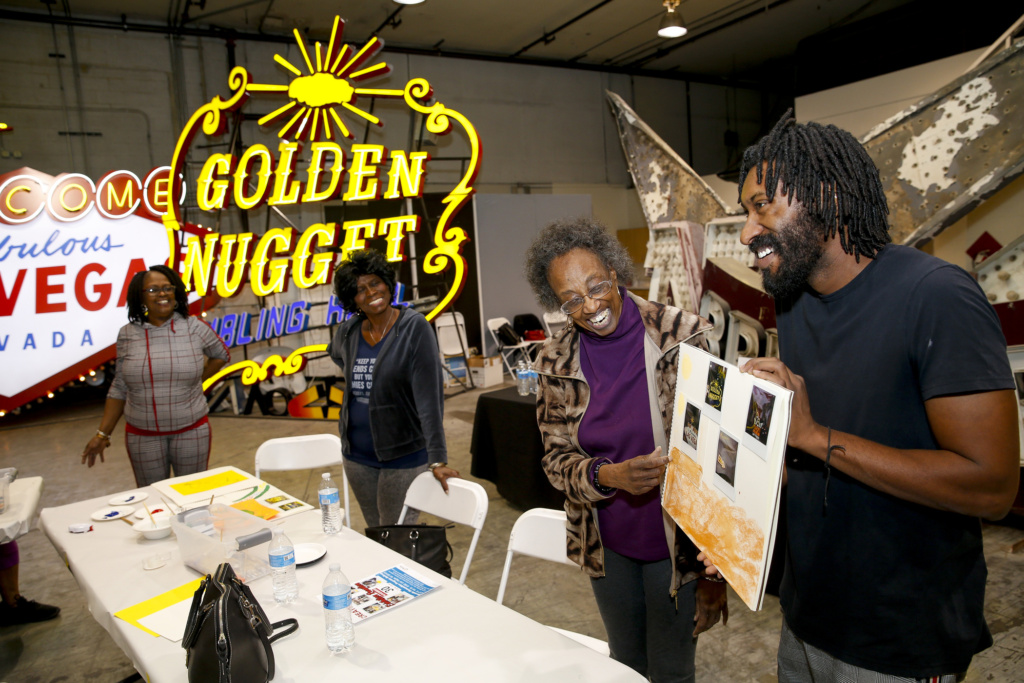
[527,361,538,394]
[516,359,529,396]
[319,472,342,535]
[322,563,354,653]
[268,529,298,604]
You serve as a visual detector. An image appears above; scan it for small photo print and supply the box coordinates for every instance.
[264,495,287,504]
[681,402,701,459]
[278,501,303,510]
[704,361,727,422]
[742,385,776,460]
[713,430,738,501]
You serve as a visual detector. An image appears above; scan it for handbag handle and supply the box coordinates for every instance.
[268,618,299,644]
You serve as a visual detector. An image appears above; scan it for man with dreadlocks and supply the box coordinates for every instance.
[734,112,1019,681]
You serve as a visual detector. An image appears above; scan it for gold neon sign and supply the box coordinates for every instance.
[165,17,478,390]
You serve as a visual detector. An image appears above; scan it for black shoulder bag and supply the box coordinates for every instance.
[182,562,299,683]
[364,524,455,578]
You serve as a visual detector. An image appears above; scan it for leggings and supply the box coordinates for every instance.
[125,421,211,487]
[590,546,699,683]
[343,458,428,528]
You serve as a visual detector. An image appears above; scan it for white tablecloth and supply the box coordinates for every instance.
[40,481,643,683]
[0,477,43,544]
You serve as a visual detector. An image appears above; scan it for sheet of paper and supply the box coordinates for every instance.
[137,594,194,642]
[153,466,261,507]
[170,470,247,496]
[230,499,279,520]
[114,578,204,637]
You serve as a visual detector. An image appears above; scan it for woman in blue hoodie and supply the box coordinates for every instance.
[328,250,458,527]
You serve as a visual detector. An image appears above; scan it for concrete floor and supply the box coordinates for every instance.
[1,381,1023,682]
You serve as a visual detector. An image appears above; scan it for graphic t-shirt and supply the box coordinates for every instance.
[346,333,428,469]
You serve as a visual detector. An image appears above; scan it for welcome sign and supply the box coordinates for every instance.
[0,16,480,412]
[0,166,210,412]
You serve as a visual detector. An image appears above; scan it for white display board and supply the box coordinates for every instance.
[663,345,791,611]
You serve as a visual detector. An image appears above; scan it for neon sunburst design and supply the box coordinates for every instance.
[246,17,404,141]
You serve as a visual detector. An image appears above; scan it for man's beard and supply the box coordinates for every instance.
[749,209,825,300]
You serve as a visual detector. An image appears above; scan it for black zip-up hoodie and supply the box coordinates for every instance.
[327,306,446,464]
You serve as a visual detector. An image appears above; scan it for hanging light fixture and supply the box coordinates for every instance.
[658,0,687,39]
[393,0,425,5]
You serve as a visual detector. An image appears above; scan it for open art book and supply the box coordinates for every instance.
[663,345,792,611]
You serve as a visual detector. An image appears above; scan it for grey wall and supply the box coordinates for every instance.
[474,194,591,356]
[0,20,764,196]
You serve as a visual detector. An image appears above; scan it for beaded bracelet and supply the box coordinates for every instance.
[699,573,726,583]
[592,460,614,496]
[96,429,111,443]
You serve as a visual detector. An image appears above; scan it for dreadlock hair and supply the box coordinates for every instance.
[126,265,190,324]
[738,109,891,261]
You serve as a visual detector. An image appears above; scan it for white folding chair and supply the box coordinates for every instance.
[542,310,568,337]
[486,316,543,376]
[397,472,488,585]
[496,508,610,655]
[435,311,473,390]
[254,434,351,528]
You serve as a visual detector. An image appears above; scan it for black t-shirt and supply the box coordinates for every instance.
[777,245,1014,677]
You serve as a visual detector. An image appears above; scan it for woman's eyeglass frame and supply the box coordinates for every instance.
[559,280,615,315]
[143,286,177,295]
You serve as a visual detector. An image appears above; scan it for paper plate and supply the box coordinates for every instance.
[109,492,148,506]
[91,506,135,522]
[295,543,327,566]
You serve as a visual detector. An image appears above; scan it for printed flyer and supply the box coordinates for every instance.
[349,565,441,622]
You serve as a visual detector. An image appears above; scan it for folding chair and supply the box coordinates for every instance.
[254,434,351,528]
[496,508,610,655]
[397,472,488,584]
[434,311,474,391]
[487,316,543,376]
[541,310,568,337]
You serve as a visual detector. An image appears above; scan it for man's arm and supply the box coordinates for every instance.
[744,358,1020,520]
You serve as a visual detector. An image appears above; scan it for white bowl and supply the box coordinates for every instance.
[133,519,173,540]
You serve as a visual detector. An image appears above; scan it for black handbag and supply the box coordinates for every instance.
[364,524,455,578]
[182,562,299,683]
[496,322,521,347]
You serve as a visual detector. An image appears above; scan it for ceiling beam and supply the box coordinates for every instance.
[0,7,772,90]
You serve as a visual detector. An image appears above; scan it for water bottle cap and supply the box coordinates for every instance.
[329,563,340,571]
[322,472,330,479]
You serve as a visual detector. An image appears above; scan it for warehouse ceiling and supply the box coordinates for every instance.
[0,0,1018,93]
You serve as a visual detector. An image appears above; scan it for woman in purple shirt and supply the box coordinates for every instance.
[526,218,727,683]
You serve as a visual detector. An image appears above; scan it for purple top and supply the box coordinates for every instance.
[577,291,669,562]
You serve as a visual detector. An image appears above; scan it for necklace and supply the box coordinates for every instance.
[369,307,397,345]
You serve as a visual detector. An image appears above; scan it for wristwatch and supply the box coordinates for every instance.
[428,462,447,471]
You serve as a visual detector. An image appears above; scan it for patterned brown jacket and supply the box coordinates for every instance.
[534,291,712,594]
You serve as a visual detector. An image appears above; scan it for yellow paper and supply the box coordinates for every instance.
[114,578,204,637]
[231,499,279,520]
[170,470,247,496]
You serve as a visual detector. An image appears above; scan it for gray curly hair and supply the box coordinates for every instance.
[524,216,634,311]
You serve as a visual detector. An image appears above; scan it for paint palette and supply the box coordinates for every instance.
[109,491,148,506]
[91,506,135,521]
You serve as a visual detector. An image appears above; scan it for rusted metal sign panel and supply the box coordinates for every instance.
[862,38,1024,247]
[606,91,733,228]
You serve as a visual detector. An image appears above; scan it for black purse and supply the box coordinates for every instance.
[364,524,455,578]
[182,562,299,683]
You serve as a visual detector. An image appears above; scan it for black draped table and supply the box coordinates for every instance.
[470,387,564,510]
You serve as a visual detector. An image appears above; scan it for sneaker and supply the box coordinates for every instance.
[0,596,61,626]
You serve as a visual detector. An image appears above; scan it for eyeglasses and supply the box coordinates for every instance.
[144,286,176,295]
[559,280,614,315]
